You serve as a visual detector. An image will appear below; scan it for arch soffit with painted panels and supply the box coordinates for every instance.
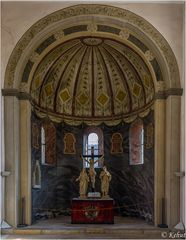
[4,4,181,89]
[3,4,182,126]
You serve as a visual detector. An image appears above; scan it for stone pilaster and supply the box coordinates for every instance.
[154,99,166,226]
[4,96,20,227]
[165,95,181,227]
[20,100,32,225]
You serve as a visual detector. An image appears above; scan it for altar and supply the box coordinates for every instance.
[71,198,114,224]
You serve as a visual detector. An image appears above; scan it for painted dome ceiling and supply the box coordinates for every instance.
[31,36,155,124]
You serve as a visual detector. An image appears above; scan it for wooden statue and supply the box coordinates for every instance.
[76,168,89,198]
[80,154,104,191]
[100,166,112,198]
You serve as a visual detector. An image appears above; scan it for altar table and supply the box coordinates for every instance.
[71,198,114,224]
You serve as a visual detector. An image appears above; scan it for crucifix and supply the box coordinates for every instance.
[80,146,104,192]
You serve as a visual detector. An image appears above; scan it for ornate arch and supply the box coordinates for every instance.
[4,4,181,91]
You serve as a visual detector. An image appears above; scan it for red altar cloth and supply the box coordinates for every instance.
[71,198,114,224]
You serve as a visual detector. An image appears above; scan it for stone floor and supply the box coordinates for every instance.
[2,216,167,239]
[26,216,155,229]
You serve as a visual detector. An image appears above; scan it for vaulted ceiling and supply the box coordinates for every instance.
[31,36,154,123]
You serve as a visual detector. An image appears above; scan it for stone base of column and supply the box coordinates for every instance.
[173,222,185,231]
[1,220,12,229]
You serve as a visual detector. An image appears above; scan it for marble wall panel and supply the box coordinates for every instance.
[31,111,154,223]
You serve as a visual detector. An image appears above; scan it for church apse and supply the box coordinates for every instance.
[31,110,154,223]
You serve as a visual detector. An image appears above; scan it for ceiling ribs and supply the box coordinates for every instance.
[96,46,115,116]
[38,42,81,107]
[91,47,95,117]
[104,42,147,105]
[53,44,85,112]
[100,44,133,112]
[30,36,155,123]
[72,46,89,115]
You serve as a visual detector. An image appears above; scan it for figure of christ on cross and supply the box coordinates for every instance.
[80,146,104,192]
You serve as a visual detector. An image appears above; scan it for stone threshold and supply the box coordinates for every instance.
[2,228,169,239]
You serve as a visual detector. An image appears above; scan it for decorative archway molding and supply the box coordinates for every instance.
[2,4,182,228]
[3,4,181,91]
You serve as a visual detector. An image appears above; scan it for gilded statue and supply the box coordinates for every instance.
[80,154,104,191]
[99,166,112,198]
[76,168,89,198]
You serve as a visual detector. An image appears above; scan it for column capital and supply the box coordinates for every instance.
[155,88,183,99]
[2,89,32,101]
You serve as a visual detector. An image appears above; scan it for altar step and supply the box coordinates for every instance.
[2,227,169,239]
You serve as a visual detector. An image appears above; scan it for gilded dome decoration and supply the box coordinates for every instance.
[30,36,155,124]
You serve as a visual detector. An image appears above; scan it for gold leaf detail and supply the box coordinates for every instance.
[59,88,71,102]
[44,83,53,96]
[34,75,41,89]
[116,89,126,103]
[97,93,109,106]
[143,75,150,88]
[133,83,141,97]
[77,92,89,105]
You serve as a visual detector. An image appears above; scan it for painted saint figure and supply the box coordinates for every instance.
[80,154,104,191]
[100,166,112,197]
[75,168,89,198]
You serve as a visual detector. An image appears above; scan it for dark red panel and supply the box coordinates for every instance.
[71,199,114,224]
[44,122,56,165]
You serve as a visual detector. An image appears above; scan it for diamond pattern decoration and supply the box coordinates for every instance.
[44,83,53,97]
[143,75,150,88]
[77,91,89,106]
[30,36,155,124]
[59,88,71,103]
[34,75,41,89]
[97,92,109,106]
[132,82,141,97]
[116,89,127,103]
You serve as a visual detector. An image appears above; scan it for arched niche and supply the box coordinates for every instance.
[2,4,182,228]
[63,133,76,154]
[32,160,41,189]
[110,133,123,154]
